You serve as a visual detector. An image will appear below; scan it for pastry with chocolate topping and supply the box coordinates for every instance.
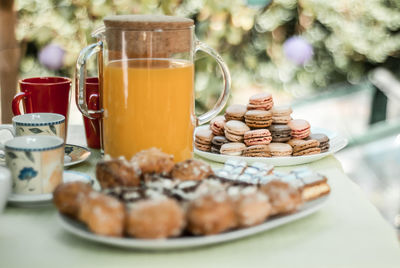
[125,197,185,239]
[171,159,214,181]
[78,191,125,237]
[96,158,141,189]
[53,181,93,219]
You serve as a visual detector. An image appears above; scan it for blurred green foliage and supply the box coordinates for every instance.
[16,0,400,112]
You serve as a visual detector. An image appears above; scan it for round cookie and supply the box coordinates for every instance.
[268,142,293,157]
[224,120,250,142]
[187,194,237,235]
[243,129,272,146]
[210,115,226,136]
[125,197,185,239]
[288,119,311,140]
[220,142,246,156]
[171,159,214,181]
[244,110,273,128]
[224,104,247,121]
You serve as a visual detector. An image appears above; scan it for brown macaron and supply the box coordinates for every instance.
[224,104,247,121]
[224,120,250,142]
[220,142,247,156]
[288,139,321,156]
[194,126,214,152]
[244,110,273,128]
[243,145,271,157]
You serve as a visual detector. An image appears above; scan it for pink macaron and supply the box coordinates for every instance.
[288,119,311,139]
[210,115,226,136]
[243,129,272,146]
[247,92,274,111]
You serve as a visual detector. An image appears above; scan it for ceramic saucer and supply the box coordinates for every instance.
[64,144,91,167]
[7,170,93,207]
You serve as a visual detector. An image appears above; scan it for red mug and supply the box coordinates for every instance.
[12,77,71,131]
[82,77,101,149]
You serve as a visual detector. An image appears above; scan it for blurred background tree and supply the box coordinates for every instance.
[15,0,400,113]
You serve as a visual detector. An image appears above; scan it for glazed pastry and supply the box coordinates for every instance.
[131,147,175,175]
[228,186,271,227]
[171,159,214,181]
[210,115,226,136]
[96,158,141,189]
[79,191,125,237]
[261,180,303,215]
[187,193,237,235]
[125,197,185,239]
[291,167,331,201]
[53,181,93,219]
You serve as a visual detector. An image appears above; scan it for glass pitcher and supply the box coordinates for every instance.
[76,15,230,161]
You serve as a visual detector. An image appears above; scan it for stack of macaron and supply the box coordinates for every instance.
[194,92,330,158]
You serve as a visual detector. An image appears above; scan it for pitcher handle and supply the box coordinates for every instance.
[75,41,103,120]
[194,40,231,125]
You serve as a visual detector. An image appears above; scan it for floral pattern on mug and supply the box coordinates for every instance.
[18,167,38,181]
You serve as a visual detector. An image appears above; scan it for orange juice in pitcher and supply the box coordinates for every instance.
[76,15,230,161]
[103,59,194,161]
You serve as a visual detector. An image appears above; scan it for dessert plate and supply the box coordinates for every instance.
[195,127,347,166]
[57,195,329,250]
[8,171,93,207]
[64,144,91,167]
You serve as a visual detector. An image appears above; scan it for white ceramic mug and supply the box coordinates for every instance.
[0,113,66,141]
[2,136,64,195]
[0,166,11,212]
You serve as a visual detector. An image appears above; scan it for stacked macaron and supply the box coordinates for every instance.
[247,93,274,111]
[194,126,214,152]
[194,92,330,157]
[288,119,311,139]
[211,136,229,154]
[244,110,272,128]
[307,134,330,153]
[288,139,320,156]
[224,120,250,142]
[210,115,226,136]
[224,104,247,121]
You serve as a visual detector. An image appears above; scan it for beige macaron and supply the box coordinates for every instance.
[268,143,293,157]
[220,142,247,156]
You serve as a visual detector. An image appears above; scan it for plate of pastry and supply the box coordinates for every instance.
[194,126,347,166]
[194,93,348,166]
[55,149,331,250]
